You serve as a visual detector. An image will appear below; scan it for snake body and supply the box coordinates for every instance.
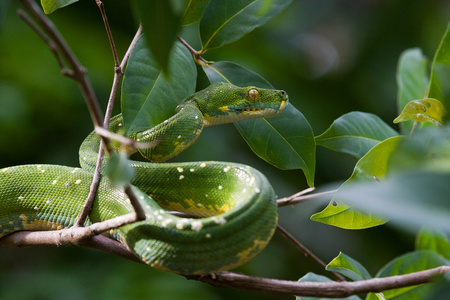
[0,83,288,275]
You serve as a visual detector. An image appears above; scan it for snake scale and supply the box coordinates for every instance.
[0,82,288,275]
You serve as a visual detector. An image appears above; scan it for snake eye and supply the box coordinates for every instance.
[248,88,259,101]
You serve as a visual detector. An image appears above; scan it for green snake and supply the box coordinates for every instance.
[0,83,288,275]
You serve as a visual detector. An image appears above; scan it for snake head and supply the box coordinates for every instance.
[182,82,289,127]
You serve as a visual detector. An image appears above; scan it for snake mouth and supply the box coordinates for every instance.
[230,101,288,114]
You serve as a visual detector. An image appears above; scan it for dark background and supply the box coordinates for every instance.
[0,0,449,299]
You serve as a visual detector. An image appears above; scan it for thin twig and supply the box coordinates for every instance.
[277,189,337,207]
[177,35,209,65]
[95,0,120,67]
[277,225,346,282]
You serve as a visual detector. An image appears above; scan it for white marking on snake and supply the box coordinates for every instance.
[177,167,183,173]
[255,187,261,193]
[214,216,226,225]
[205,233,212,238]
[18,196,24,201]
[176,221,185,230]
[161,219,172,227]
[218,185,223,190]
[200,162,206,168]
[190,168,195,172]
[75,179,82,184]
[179,175,185,180]
[34,207,39,211]
[191,221,203,231]
[223,167,230,172]
[52,180,58,185]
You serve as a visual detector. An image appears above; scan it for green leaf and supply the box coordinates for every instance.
[182,0,210,25]
[327,253,385,300]
[336,171,450,234]
[130,0,182,72]
[366,251,446,300]
[310,201,386,230]
[316,112,398,159]
[104,152,135,188]
[416,228,450,261]
[428,22,450,122]
[311,137,402,229]
[326,252,372,281]
[394,98,446,126]
[396,48,429,133]
[41,0,78,14]
[203,61,316,186]
[121,36,197,136]
[296,273,362,300]
[199,0,292,52]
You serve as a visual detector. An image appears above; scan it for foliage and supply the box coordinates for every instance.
[1,0,449,299]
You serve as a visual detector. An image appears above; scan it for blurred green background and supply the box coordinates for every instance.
[0,0,449,299]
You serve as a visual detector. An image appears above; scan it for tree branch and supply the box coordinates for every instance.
[2,228,447,297]
[186,266,450,297]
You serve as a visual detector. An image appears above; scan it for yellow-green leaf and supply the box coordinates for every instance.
[311,137,402,229]
[41,0,78,14]
[393,98,446,126]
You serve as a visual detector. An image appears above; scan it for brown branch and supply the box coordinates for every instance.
[0,230,140,263]
[1,213,139,248]
[277,189,337,207]
[2,228,448,297]
[277,225,346,282]
[187,266,449,297]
